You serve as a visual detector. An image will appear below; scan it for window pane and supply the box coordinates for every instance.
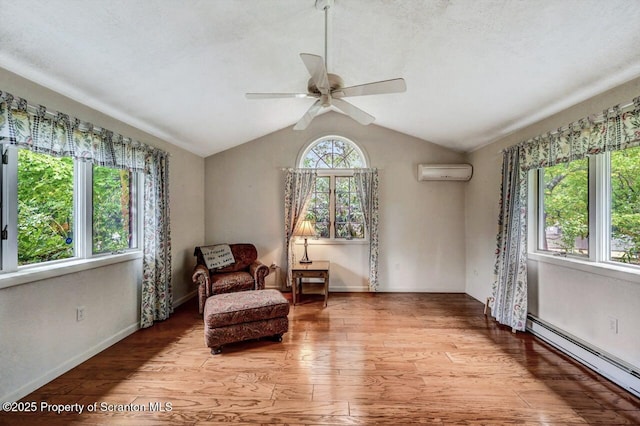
[18,149,74,265]
[610,146,640,265]
[304,138,364,169]
[540,159,589,256]
[307,177,330,238]
[335,177,365,239]
[93,166,133,254]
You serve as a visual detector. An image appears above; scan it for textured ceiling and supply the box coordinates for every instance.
[1,0,640,157]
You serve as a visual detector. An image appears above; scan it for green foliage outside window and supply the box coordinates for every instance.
[93,166,132,254]
[306,177,330,238]
[542,158,589,256]
[335,176,364,239]
[18,149,74,265]
[610,146,640,264]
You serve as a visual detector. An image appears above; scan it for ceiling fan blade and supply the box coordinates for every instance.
[331,98,374,125]
[300,53,330,95]
[246,92,315,99]
[293,100,323,131]
[334,78,407,98]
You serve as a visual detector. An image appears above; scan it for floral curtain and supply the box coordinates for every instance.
[490,146,528,331]
[354,168,380,291]
[141,151,172,328]
[0,92,146,171]
[1,91,172,328]
[519,98,640,170]
[284,169,316,287]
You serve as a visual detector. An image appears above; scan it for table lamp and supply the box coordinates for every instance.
[294,220,316,264]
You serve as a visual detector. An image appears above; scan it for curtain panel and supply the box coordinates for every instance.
[490,147,528,331]
[283,169,316,287]
[1,90,172,328]
[141,152,173,328]
[353,169,380,291]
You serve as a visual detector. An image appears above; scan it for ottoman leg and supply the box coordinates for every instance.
[271,334,283,342]
[211,346,223,355]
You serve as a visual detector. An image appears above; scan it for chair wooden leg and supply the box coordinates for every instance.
[211,346,223,355]
[484,297,492,315]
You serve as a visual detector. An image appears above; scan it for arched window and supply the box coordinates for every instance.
[299,136,367,239]
[300,136,366,169]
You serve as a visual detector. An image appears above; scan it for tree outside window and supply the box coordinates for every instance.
[540,158,589,256]
[17,149,74,265]
[610,146,640,264]
[93,166,134,254]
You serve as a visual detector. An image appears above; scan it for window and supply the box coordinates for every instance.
[300,136,366,240]
[1,146,141,272]
[534,146,640,266]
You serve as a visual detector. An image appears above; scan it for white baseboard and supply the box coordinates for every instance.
[3,291,198,403]
[2,322,140,403]
[173,289,197,307]
[527,315,640,398]
[329,285,369,292]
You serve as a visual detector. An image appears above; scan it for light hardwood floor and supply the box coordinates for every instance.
[2,292,639,425]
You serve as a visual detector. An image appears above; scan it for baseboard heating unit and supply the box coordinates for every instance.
[527,315,640,398]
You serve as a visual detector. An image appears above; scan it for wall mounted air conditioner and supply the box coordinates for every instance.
[417,163,473,181]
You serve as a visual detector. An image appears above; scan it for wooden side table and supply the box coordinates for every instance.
[291,261,330,307]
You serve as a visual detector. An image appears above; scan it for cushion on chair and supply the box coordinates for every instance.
[215,244,258,273]
[204,289,290,329]
[194,243,258,273]
[211,271,255,293]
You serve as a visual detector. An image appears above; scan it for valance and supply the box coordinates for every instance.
[518,97,640,171]
[0,91,165,172]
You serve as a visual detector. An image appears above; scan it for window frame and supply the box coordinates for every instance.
[90,164,140,256]
[297,135,369,244]
[0,145,143,285]
[530,151,640,280]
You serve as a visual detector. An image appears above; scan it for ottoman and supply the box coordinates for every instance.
[203,289,289,354]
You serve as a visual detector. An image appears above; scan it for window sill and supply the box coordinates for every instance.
[529,252,640,284]
[295,238,369,246]
[0,251,143,290]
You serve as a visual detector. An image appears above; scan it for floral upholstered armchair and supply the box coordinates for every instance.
[192,243,270,314]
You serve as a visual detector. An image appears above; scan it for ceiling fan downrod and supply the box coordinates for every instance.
[315,0,333,71]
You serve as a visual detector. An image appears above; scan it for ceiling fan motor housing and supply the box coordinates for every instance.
[307,73,344,95]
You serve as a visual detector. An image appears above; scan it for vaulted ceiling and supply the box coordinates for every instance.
[1,0,640,157]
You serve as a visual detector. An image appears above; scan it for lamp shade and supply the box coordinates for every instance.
[294,220,316,237]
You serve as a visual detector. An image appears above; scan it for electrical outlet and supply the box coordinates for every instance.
[77,306,86,322]
[607,316,618,334]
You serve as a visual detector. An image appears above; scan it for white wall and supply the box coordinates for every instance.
[465,76,640,369]
[204,111,467,293]
[0,67,205,401]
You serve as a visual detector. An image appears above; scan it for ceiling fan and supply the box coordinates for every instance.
[245,0,407,130]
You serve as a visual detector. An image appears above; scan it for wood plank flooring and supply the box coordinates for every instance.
[2,292,639,425]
